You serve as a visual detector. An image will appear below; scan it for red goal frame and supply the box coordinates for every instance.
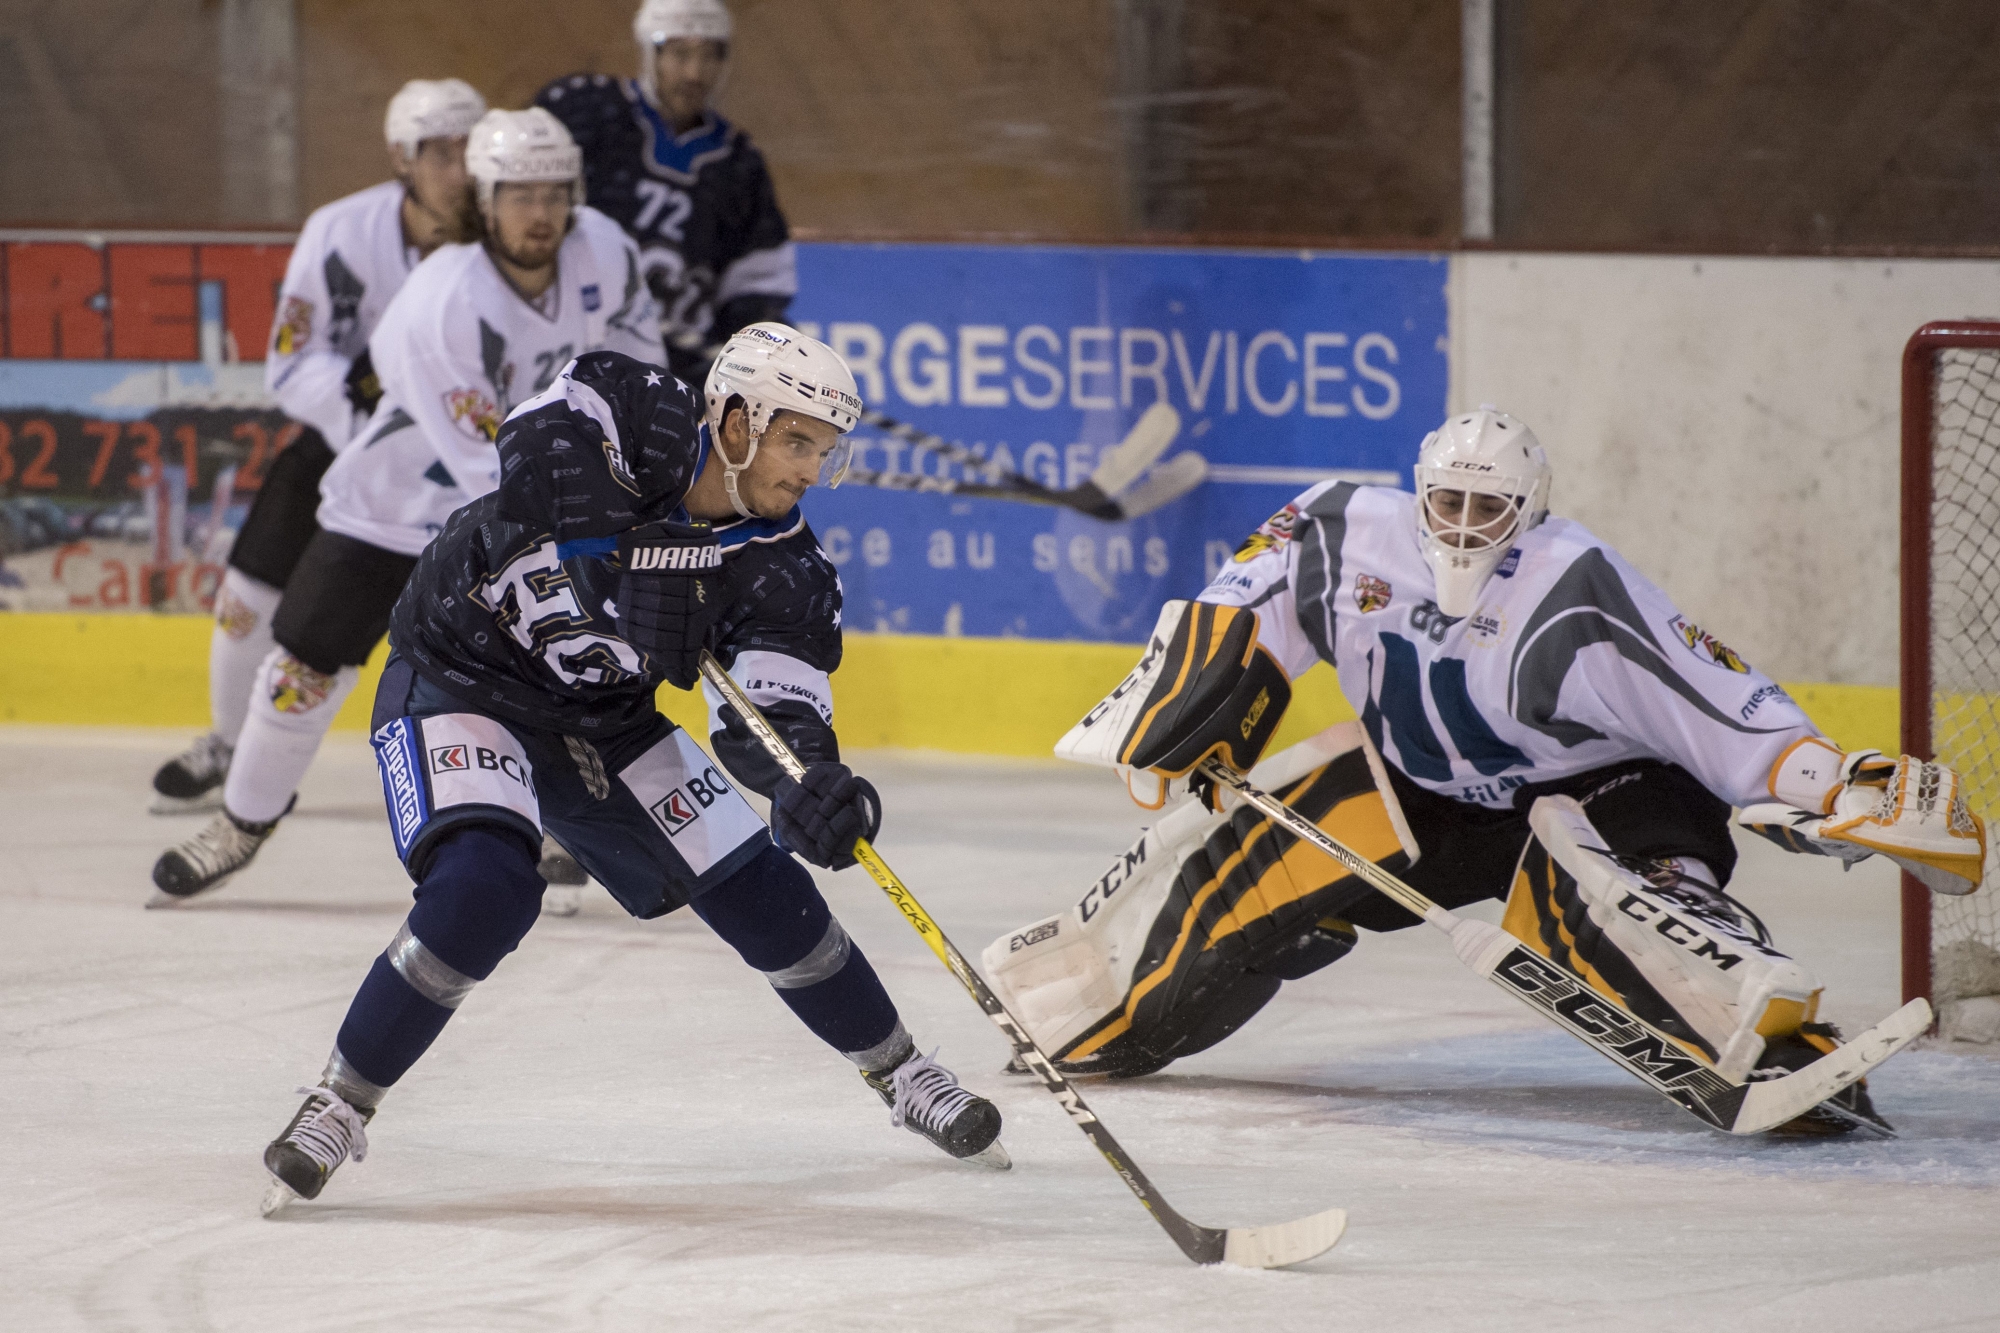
[1899,320,2000,1006]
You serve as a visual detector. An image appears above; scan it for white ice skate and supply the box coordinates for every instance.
[149,733,232,814]
[147,800,289,907]
[865,1048,1010,1169]
[261,1084,372,1216]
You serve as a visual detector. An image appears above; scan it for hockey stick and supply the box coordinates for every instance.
[1196,759,1933,1136]
[699,652,1345,1269]
[850,403,1205,520]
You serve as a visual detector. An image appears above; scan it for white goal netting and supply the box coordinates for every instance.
[1924,346,2000,1039]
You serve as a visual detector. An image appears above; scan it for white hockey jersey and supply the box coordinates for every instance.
[264,180,415,449]
[316,206,661,556]
[1200,482,1822,810]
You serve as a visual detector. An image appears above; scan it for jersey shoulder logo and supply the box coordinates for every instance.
[445,386,503,442]
[580,283,602,312]
[1354,572,1392,614]
[1232,502,1301,564]
[1668,614,1747,672]
[273,296,313,356]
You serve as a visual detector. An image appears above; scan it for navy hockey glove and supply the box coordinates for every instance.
[614,520,723,689]
[771,762,882,871]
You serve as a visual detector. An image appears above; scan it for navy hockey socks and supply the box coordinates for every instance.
[332,827,545,1092]
[693,844,909,1069]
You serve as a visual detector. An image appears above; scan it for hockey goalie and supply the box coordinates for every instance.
[985,408,1987,1136]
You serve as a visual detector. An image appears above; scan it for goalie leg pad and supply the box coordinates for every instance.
[987,723,1408,1077]
[1506,795,1821,1079]
[1057,599,1291,778]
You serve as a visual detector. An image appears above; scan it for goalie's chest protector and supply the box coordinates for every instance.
[1284,484,1750,809]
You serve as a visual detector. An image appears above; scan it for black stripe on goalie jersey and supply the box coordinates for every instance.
[1515,840,1719,1061]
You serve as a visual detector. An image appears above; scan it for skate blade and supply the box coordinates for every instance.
[260,1178,298,1217]
[145,875,234,910]
[150,792,226,816]
[962,1139,1012,1171]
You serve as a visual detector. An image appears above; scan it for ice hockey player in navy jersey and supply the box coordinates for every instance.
[536,0,795,388]
[147,79,486,816]
[259,327,1007,1212]
[992,408,1986,1136]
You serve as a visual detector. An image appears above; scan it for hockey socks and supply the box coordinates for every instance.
[209,569,282,746]
[222,646,360,825]
[332,827,544,1091]
[693,843,910,1069]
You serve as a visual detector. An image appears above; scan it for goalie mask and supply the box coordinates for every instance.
[703,323,862,520]
[1414,407,1551,617]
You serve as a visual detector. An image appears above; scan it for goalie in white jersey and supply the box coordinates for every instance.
[148,78,486,816]
[150,107,661,905]
[990,408,1986,1136]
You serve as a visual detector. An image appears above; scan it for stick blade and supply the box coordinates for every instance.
[1220,1207,1347,1269]
[1090,402,1182,497]
[1114,451,1209,518]
[1730,998,1931,1134]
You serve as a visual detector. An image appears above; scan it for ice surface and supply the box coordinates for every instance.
[4,726,1997,1331]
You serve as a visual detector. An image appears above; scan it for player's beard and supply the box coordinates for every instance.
[489,224,563,273]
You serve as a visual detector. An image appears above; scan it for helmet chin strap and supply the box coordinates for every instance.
[716,422,762,520]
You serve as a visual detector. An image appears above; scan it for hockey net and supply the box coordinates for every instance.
[1903,321,2000,1041]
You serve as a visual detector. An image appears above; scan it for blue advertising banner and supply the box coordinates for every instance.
[789,243,1449,643]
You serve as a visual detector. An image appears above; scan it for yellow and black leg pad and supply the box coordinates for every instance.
[987,722,1415,1078]
[1056,599,1292,779]
[1506,796,1823,1079]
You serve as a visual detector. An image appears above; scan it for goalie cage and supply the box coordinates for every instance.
[1902,320,2000,1044]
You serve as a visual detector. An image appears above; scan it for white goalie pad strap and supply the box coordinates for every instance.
[1519,796,1821,1080]
[986,720,1408,1058]
[373,712,541,866]
[615,728,767,879]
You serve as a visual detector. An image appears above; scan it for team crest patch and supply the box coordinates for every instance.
[214,587,258,640]
[603,438,639,494]
[268,656,335,714]
[1354,573,1393,614]
[1231,502,1302,563]
[273,296,313,356]
[444,386,503,442]
[1669,615,1748,672]
[429,744,470,773]
[580,283,602,312]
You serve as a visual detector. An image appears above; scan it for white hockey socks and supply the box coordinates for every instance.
[223,646,359,824]
[209,570,283,746]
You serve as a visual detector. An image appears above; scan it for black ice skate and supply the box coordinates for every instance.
[261,1084,373,1215]
[539,834,587,917]
[864,1048,1009,1169]
[150,733,232,814]
[1751,1022,1896,1138]
[147,798,292,906]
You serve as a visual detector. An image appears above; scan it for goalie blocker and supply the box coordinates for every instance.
[1056,600,1291,805]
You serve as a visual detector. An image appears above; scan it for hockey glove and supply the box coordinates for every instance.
[772,762,881,871]
[613,520,724,690]
[1743,742,1987,895]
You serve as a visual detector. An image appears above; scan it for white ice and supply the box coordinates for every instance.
[4,726,1997,1332]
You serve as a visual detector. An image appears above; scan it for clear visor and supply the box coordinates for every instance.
[1419,484,1526,552]
[761,425,853,489]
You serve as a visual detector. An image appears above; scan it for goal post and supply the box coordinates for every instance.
[1901,320,2000,1039]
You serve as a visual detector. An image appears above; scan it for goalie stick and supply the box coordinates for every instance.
[1195,759,1932,1135]
[849,402,1206,520]
[699,653,1345,1269]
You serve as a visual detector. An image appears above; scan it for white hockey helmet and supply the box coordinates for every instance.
[1413,406,1551,617]
[384,79,487,158]
[634,0,733,106]
[464,108,584,217]
[704,322,862,519]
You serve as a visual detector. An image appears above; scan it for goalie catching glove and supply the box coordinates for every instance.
[1056,600,1291,803]
[1741,740,1987,895]
[613,520,723,690]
